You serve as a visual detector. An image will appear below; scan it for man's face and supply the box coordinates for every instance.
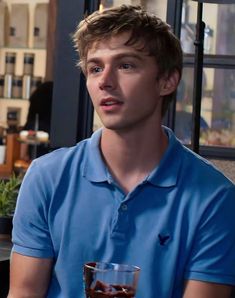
[86,32,166,132]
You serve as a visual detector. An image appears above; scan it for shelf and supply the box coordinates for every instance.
[5,0,48,3]
[18,137,49,145]
[0,98,28,101]
[0,134,20,178]
[0,47,46,51]
[0,0,49,131]
[0,48,47,77]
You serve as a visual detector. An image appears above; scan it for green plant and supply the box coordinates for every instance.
[0,174,21,217]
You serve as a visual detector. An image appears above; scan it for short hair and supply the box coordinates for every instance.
[73,5,183,116]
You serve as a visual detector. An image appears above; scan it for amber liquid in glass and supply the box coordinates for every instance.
[85,281,135,297]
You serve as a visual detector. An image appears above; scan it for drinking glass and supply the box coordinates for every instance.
[83,261,140,297]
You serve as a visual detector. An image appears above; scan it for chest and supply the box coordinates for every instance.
[49,180,197,261]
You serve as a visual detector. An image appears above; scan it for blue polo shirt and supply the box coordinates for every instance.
[12,127,235,298]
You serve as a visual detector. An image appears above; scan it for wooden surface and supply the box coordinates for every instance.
[0,133,20,178]
[45,0,57,81]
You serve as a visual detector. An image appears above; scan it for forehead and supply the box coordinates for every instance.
[86,32,147,58]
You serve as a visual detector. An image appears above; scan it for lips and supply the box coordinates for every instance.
[99,97,123,112]
[100,98,122,106]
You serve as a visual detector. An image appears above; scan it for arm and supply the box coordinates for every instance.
[8,252,53,298]
[183,186,235,296]
[183,280,232,298]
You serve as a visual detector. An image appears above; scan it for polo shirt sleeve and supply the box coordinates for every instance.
[12,159,54,258]
[184,184,235,285]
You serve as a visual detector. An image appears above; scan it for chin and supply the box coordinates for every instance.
[103,123,136,133]
[100,119,123,130]
[103,124,122,130]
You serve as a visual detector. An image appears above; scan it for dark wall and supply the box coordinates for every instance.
[50,0,99,148]
[50,0,84,147]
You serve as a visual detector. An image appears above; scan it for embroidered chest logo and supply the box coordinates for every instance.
[158,234,170,246]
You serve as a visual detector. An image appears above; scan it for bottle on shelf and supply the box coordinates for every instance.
[5,52,16,74]
[23,53,35,76]
[22,75,31,99]
[22,53,35,99]
[3,52,16,98]
[12,75,23,99]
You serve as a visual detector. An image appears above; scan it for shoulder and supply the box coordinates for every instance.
[22,129,103,188]
[22,138,91,193]
[164,127,235,208]
[163,126,234,191]
[32,138,88,172]
[176,145,235,219]
[182,145,234,188]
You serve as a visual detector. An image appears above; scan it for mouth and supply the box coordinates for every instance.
[100,98,123,106]
[99,97,123,112]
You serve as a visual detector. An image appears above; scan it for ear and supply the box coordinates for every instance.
[159,70,180,96]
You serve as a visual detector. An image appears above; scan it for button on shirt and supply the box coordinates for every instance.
[12,127,235,298]
[121,204,128,211]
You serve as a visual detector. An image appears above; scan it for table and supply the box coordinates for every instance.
[0,238,12,298]
[18,137,49,160]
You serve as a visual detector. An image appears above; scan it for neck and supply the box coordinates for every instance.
[100,125,168,193]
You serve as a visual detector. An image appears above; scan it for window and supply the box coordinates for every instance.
[176,0,235,155]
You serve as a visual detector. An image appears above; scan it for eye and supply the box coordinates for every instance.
[88,65,103,74]
[120,63,134,70]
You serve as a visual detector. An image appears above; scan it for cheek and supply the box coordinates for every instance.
[86,80,97,98]
[123,77,159,98]
[86,80,92,93]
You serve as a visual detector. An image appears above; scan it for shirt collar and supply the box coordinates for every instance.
[83,127,183,187]
[146,126,182,187]
[82,128,108,182]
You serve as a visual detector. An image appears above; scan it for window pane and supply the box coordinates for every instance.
[175,67,235,148]
[181,0,235,55]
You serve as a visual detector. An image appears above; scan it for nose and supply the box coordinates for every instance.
[98,66,116,90]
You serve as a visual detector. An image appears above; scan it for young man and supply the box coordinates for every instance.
[8,5,235,298]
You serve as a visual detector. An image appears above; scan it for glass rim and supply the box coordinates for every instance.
[84,261,140,273]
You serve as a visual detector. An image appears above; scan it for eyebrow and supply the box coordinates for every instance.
[86,52,145,65]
